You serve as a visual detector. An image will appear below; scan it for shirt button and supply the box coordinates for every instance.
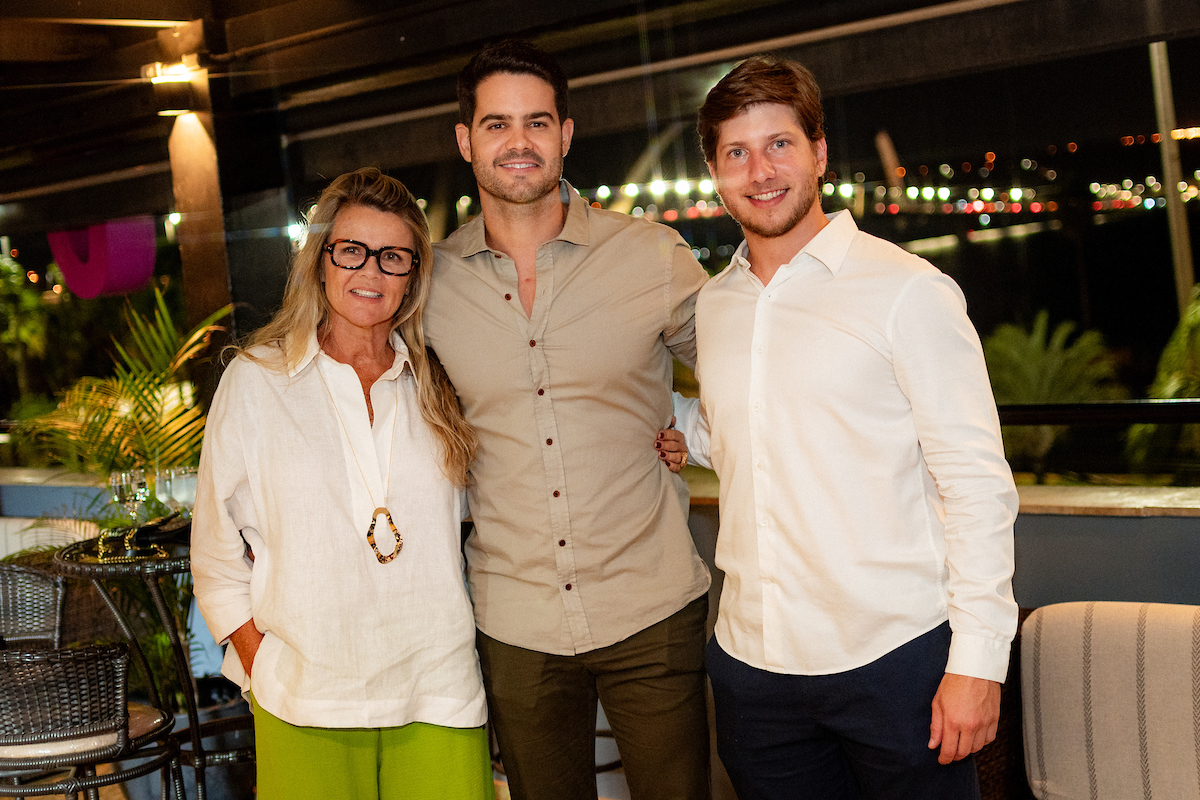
[529,340,536,347]
[537,388,545,396]
[760,520,768,527]
[558,539,566,546]
[553,490,560,497]
[757,462,764,470]
[504,293,512,300]
[565,583,573,591]
[546,438,553,446]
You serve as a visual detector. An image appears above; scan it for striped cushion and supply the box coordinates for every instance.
[1021,601,1200,800]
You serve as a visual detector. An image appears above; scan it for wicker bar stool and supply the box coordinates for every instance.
[0,564,66,650]
[0,644,183,799]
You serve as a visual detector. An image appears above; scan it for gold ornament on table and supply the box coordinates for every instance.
[97,526,168,563]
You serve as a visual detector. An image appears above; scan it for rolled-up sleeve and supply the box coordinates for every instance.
[672,392,712,470]
[663,233,707,369]
[890,272,1019,683]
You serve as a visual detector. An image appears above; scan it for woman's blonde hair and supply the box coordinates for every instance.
[240,167,477,485]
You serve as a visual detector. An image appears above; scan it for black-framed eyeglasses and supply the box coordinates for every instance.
[324,239,418,277]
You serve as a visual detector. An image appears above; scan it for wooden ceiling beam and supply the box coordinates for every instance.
[0,2,204,24]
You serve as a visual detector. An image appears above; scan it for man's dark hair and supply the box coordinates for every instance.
[696,54,825,163]
[457,39,569,126]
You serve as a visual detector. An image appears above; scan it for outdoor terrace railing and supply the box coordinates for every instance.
[997,398,1200,426]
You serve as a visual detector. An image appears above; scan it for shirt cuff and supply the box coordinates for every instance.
[671,392,712,470]
[945,631,1011,683]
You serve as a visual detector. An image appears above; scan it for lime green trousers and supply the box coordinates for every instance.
[251,696,494,800]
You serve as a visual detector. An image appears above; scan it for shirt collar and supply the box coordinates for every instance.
[730,209,859,278]
[452,211,490,258]
[288,330,412,379]
[554,181,591,246]
[451,180,589,258]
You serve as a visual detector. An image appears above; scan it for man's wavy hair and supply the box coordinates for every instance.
[697,54,825,163]
[457,38,569,126]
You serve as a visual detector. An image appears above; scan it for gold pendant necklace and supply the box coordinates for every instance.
[316,351,403,564]
[366,507,402,563]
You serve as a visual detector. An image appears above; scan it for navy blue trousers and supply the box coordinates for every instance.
[706,623,980,800]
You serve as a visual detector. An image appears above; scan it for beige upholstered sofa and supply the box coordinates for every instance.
[1020,601,1200,800]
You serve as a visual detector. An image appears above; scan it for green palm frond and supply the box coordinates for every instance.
[14,289,230,474]
[1128,286,1200,474]
[985,311,1120,406]
[983,310,1123,479]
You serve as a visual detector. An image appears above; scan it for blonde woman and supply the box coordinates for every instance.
[192,168,492,800]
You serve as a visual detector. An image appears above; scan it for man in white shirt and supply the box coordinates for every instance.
[676,55,1018,799]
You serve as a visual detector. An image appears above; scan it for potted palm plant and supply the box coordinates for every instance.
[17,288,228,478]
[14,288,229,696]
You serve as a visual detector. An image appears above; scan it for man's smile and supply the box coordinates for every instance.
[749,187,787,203]
[495,150,545,172]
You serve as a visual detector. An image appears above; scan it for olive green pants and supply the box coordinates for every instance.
[251,696,494,800]
[478,595,711,800]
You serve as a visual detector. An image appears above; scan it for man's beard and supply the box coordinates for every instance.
[472,148,563,205]
[723,173,820,239]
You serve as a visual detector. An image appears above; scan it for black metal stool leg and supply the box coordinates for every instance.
[89,578,163,710]
[143,574,206,800]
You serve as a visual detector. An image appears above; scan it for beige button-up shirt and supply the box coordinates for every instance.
[426,184,711,655]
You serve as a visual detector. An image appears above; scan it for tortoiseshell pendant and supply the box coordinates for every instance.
[366,507,403,563]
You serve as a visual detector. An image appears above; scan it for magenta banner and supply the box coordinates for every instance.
[47,216,157,298]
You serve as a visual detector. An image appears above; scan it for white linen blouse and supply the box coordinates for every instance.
[191,333,486,730]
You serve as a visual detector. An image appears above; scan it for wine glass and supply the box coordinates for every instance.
[108,468,148,523]
[108,470,131,520]
[171,466,198,516]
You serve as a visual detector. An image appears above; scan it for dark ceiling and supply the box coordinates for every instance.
[2,0,1199,237]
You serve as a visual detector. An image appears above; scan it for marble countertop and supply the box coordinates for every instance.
[7,468,1200,519]
[683,467,1200,517]
[1014,485,1200,517]
[0,468,104,487]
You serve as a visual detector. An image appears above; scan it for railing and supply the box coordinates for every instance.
[997,399,1200,426]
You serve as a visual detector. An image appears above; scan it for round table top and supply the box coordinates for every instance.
[54,535,190,579]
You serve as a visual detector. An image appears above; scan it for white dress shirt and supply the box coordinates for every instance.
[191,333,486,729]
[676,210,1018,682]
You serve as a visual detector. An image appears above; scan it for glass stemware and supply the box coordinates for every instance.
[171,466,198,516]
[108,468,148,523]
[155,468,178,513]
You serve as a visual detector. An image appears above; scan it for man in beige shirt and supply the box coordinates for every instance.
[424,39,711,800]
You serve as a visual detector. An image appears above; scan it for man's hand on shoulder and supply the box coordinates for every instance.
[928,673,1001,765]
